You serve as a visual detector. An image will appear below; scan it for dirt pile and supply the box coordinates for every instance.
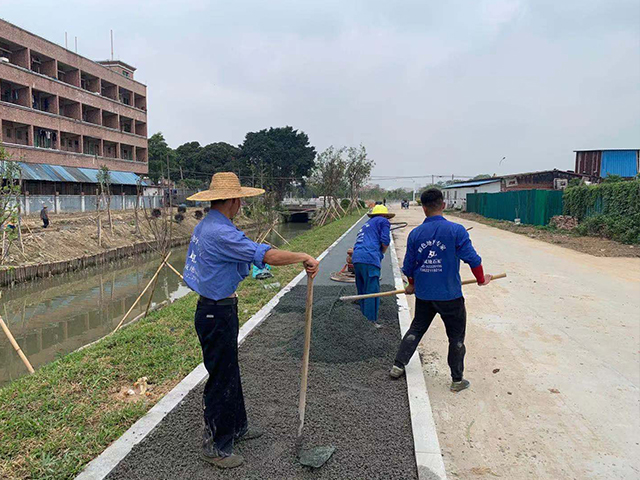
[549,215,578,230]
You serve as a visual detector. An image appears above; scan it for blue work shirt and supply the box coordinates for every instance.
[402,216,481,301]
[183,210,271,301]
[352,216,391,269]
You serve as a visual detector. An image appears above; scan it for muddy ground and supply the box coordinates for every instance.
[105,284,418,480]
[449,211,639,258]
[393,206,640,479]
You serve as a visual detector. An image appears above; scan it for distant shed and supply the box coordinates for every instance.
[574,149,639,178]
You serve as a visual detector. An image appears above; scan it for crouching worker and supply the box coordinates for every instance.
[183,173,319,469]
[352,204,394,328]
[389,188,491,392]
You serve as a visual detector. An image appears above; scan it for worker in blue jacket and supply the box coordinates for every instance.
[390,188,491,392]
[351,204,394,328]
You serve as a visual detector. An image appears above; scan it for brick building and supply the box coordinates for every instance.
[0,19,147,195]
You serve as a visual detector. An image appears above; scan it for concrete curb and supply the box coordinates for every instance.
[75,214,366,480]
[389,234,448,480]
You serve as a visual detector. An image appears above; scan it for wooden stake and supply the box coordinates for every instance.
[164,260,184,280]
[143,274,159,319]
[0,314,35,374]
[114,252,171,332]
[271,227,290,245]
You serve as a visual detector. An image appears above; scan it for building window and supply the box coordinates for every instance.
[122,70,129,77]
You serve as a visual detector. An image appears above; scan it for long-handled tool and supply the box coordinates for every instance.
[339,272,508,302]
[296,274,335,468]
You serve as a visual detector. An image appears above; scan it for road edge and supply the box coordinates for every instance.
[389,233,448,480]
[75,214,366,480]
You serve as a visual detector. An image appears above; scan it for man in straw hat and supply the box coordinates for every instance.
[351,204,394,328]
[183,172,319,469]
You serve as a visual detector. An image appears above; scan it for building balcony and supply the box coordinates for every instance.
[0,62,147,122]
[0,101,147,148]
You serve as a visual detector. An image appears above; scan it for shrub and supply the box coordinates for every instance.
[174,213,185,223]
[340,198,350,210]
[194,210,203,220]
[177,205,187,213]
[564,179,640,244]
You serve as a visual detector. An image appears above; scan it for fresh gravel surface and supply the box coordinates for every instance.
[105,283,418,480]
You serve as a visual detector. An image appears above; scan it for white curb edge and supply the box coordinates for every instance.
[76,214,366,480]
[389,234,448,480]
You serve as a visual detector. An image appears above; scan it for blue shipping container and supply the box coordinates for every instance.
[600,150,638,177]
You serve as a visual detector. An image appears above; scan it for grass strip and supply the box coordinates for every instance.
[0,213,361,480]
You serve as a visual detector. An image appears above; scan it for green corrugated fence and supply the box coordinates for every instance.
[466,190,564,226]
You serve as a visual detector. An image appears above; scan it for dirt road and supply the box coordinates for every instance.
[392,206,640,479]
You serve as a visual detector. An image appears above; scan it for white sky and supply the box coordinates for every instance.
[3,0,639,188]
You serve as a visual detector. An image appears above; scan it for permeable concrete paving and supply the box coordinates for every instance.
[105,218,418,479]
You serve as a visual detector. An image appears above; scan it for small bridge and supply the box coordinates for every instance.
[280,199,321,222]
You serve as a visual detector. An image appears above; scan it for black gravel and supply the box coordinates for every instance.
[106,284,417,480]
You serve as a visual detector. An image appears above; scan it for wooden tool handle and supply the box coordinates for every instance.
[297,274,314,441]
[461,272,507,285]
[339,273,507,301]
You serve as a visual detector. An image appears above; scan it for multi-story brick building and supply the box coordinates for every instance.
[0,19,147,195]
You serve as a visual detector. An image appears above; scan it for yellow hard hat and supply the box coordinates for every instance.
[368,204,395,218]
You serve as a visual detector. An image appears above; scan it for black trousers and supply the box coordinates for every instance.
[42,218,49,228]
[194,298,247,456]
[394,297,467,381]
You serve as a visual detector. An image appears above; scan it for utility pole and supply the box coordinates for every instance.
[110,30,114,60]
[65,32,68,49]
[74,36,78,53]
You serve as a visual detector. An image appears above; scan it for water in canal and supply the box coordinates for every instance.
[0,221,312,386]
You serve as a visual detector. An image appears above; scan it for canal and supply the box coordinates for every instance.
[0,221,312,386]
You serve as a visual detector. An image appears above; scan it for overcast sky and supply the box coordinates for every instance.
[3,0,639,188]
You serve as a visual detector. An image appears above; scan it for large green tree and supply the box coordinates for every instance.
[147,132,175,182]
[239,126,316,198]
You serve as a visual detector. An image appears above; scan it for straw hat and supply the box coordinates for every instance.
[368,204,395,219]
[187,172,265,202]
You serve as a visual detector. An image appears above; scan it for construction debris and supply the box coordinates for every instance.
[549,215,579,230]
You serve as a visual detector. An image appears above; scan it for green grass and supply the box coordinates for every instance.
[0,213,362,480]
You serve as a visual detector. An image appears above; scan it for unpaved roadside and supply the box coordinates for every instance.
[392,206,640,479]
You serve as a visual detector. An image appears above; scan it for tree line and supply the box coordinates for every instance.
[148,126,374,202]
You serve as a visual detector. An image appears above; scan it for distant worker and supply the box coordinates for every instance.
[351,204,394,328]
[390,188,491,392]
[183,172,319,469]
[40,205,49,228]
[383,197,387,206]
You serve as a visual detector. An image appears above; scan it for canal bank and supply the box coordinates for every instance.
[0,213,362,480]
[0,220,314,386]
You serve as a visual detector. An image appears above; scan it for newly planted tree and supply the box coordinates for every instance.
[0,146,22,263]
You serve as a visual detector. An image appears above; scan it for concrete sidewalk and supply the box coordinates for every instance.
[90,216,428,480]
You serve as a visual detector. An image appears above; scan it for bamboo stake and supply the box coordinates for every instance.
[339,273,508,301]
[0,314,35,374]
[271,227,290,245]
[114,251,171,332]
[143,274,159,319]
[164,260,184,280]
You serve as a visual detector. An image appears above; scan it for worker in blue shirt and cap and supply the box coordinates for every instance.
[389,188,491,392]
[351,204,394,328]
[183,172,319,469]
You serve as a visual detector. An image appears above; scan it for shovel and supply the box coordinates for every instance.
[296,274,335,468]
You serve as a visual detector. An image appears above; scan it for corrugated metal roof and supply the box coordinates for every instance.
[600,150,639,177]
[443,178,501,189]
[16,162,147,185]
[574,148,639,152]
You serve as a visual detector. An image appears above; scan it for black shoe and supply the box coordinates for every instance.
[236,426,264,442]
[201,453,244,469]
[450,379,470,392]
